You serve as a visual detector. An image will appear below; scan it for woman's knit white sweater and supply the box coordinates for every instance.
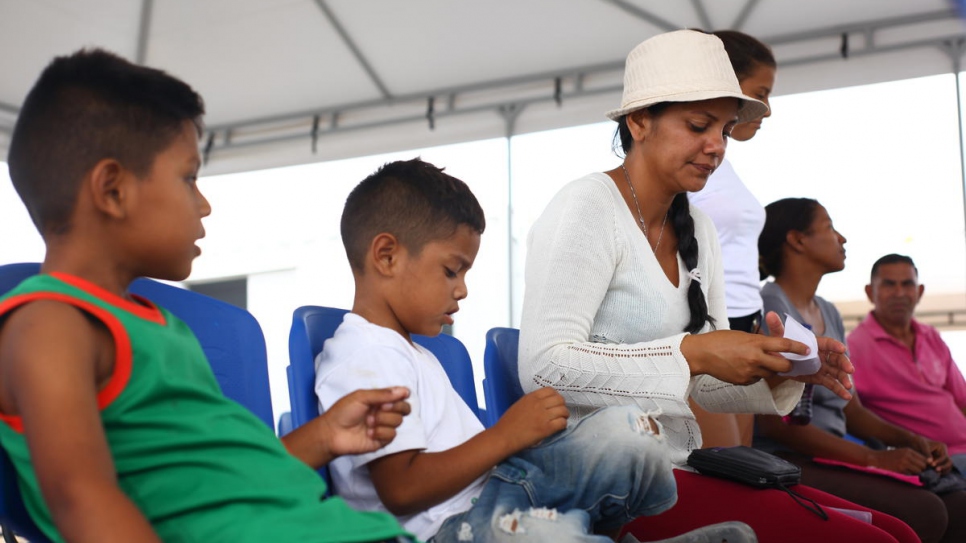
[519,173,803,466]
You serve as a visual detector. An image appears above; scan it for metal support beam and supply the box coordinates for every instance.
[690,0,713,31]
[940,38,966,295]
[313,0,392,99]
[136,0,153,64]
[598,0,678,31]
[0,102,19,115]
[779,33,965,68]
[499,104,525,326]
[206,58,623,133]
[765,8,954,45]
[730,0,760,31]
[136,8,963,162]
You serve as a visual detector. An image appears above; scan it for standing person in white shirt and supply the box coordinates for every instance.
[688,30,776,448]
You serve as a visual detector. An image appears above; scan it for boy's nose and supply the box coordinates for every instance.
[197,188,212,218]
[454,281,468,301]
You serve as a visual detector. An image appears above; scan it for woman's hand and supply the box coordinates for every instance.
[680,328,805,385]
[869,448,930,475]
[680,312,854,397]
[762,312,854,401]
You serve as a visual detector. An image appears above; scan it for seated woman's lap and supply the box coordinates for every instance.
[778,451,965,543]
[621,470,918,543]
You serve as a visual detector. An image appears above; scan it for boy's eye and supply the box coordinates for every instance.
[444,267,457,278]
[689,123,707,133]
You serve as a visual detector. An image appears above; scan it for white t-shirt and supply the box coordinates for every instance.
[314,313,486,540]
[688,159,766,318]
[519,173,802,466]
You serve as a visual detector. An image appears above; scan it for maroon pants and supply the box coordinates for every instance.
[622,470,918,543]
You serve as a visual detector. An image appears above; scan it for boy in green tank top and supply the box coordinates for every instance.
[0,49,413,542]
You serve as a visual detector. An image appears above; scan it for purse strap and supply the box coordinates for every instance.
[777,481,828,520]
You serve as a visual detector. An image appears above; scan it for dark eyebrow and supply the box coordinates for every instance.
[453,255,473,270]
[693,109,739,125]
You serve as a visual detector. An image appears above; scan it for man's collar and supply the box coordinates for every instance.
[865,310,919,341]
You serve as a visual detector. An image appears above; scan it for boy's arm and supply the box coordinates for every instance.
[282,387,411,469]
[367,387,568,516]
[0,301,161,543]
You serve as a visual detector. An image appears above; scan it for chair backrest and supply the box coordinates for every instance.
[0,264,52,541]
[287,305,483,431]
[287,306,350,429]
[0,263,39,297]
[482,327,523,428]
[412,333,481,419]
[0,263,275,542]
[128,278,275,429]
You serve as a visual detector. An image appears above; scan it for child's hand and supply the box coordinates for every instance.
[493,387,569,452]
[284,387,410,468]
[323,387,412,457]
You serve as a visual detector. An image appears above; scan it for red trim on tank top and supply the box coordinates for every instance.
[0,292,135,433]
[49,272,166,325]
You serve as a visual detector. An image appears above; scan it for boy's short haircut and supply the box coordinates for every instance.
[7,48,205,236]
[341,158,486,271]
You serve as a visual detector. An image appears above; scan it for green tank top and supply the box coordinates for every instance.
[0,273,407,543]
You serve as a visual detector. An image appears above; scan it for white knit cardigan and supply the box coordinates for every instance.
[519,173,803,466]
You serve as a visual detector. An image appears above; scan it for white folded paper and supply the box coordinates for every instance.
[778,314,821,376]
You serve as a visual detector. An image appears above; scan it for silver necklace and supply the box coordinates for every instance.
[621,163,668,250]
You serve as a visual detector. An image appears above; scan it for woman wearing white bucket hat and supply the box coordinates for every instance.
[520,30,915,543]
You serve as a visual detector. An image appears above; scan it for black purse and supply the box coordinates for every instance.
[687,446,828,520]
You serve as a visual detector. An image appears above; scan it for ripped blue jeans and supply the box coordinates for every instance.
[430,405,677,542]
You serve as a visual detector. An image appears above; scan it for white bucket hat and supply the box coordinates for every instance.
[606,30,768,123]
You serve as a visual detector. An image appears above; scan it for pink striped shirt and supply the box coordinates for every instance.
[848,313,966,455]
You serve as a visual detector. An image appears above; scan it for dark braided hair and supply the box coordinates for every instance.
[614,111,714,334]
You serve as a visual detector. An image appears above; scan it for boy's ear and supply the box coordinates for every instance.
[370,233,401,277]
[86,158,133,220]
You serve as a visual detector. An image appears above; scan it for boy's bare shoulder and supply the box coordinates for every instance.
[0,299,113,413]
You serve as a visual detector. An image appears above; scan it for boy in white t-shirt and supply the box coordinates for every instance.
[315,158,756,543]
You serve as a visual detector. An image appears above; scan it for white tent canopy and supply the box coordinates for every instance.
[2,0,965,176]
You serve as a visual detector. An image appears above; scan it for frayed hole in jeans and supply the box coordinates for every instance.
[634,414,660,436]
[527,507,558,521]
[457,522,473,541]
[497,510,526,534]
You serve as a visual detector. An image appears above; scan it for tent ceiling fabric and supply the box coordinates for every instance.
[1,0,965,175]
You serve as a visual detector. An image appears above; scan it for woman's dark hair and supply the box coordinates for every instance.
[613,109,713,334]
[758,198,821,280]
[712,30,776,81]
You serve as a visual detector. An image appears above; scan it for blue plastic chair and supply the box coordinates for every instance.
[287,305,484,435]
[277,411,293,437]
[0,262,275,541]
[287,305,485,494]
[0,263,49,542]
[482,327,524,428]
